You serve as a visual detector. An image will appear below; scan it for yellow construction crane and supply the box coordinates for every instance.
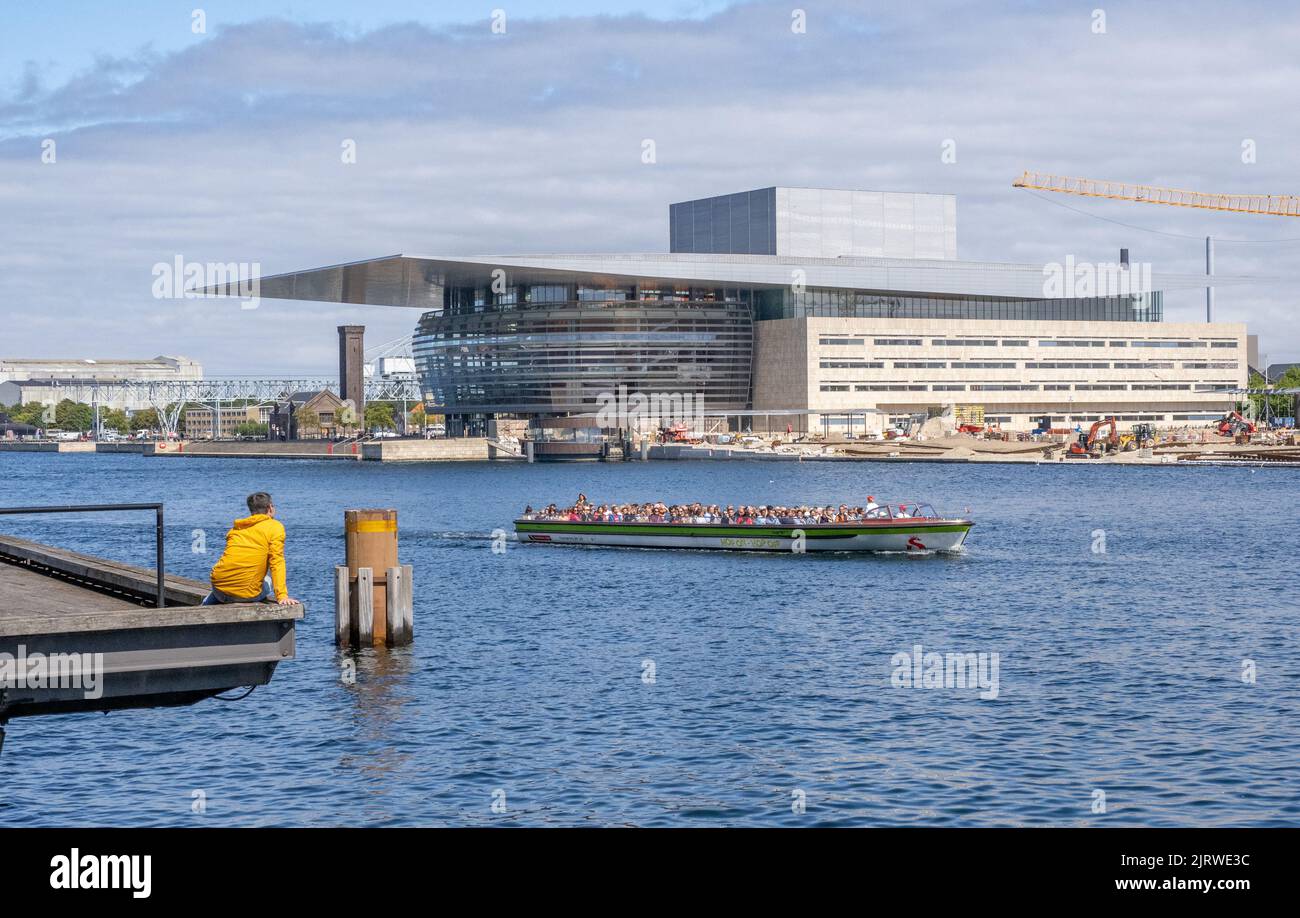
[1013,171,1300,217]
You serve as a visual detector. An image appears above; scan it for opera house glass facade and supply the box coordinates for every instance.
[413,283,754,433]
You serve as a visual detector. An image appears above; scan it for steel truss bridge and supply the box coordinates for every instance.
[32,377,426,439]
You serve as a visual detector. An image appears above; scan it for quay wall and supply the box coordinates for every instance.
[361,438,491,461]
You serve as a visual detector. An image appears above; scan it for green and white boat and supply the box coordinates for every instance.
[514,503,973,554]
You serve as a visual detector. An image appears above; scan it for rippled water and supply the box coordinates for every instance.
[0,452,1296,826]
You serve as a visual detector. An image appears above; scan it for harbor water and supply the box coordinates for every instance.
[0,452,1296,826]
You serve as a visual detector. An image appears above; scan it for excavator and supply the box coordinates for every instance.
[1066,417,1120,458]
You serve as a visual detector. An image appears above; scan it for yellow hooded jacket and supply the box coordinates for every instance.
[209,514,287,601]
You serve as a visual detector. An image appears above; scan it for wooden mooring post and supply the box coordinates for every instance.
[334,563,413,648]
[335,508,413,648]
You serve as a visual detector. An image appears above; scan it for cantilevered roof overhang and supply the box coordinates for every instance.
[201,252,1248,308]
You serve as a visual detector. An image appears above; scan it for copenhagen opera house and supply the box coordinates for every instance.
[245,186,1248,436]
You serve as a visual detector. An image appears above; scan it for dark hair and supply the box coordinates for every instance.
[247,492,273,514]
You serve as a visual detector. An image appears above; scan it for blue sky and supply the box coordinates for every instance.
[2,0,1298,374]
[1,0,731,88]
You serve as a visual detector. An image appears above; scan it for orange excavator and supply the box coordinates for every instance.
[1067,417,1120,458]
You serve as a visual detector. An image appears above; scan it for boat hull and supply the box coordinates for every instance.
[514,519,972,553]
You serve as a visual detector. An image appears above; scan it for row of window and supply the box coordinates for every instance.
[874,413,1226,424]
[758,288,1164,322]
[819,382,1232,393]
[819,336,1238,349]
[818,360,1239,370]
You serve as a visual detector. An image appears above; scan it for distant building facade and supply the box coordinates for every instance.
[670,187,957,260]
[183,402,273,440]
[0,355,202,412]
[271,390,350,440]
[0,356,201,385]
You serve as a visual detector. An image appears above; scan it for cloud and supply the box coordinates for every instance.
[1,0,1298,374]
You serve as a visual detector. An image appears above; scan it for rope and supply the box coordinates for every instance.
[212,685,257,702]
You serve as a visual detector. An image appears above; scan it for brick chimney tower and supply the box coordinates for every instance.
[338,325,365,425]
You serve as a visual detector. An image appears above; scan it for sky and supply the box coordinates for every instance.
[2,0,1298,375]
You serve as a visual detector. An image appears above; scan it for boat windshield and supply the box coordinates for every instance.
[875,502,940,519]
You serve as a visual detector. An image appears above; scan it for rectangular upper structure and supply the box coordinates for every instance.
[669,187,958,260]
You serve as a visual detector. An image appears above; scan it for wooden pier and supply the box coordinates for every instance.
[0,528,303,748]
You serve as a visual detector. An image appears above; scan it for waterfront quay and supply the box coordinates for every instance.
[1,430,1297,466]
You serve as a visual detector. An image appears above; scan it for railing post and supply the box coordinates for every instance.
[155,505,165,609]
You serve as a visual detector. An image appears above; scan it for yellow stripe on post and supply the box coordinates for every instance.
[346,519,398,534]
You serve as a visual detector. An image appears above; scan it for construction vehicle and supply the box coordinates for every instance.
[885,412,929,440]
[1216,411,1256,438]
[660,423,701,444]
[1066,417,1119,458]
[1120,423,1156,451]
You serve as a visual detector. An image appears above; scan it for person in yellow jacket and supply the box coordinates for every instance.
[203,492,296,605]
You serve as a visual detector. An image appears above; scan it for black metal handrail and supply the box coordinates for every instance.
[0,503,166,608]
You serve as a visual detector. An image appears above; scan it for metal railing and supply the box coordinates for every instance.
[0,503,166,608]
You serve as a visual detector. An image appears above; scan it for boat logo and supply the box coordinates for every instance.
[906,536,927,551]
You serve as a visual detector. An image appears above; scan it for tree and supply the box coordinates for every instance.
[101,408,130,434]
[365,402,395,431]
[130,408,160,431]
[1245,367,1300,420]
[54,399,93,432]
[295,409,319,439]
[409,406,427,432]
[2,402,46,426]
[234,422,269,439]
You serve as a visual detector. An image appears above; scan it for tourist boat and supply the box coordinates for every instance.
[514,503,973,553]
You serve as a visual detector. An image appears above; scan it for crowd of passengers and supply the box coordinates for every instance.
[521,494,930,524]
